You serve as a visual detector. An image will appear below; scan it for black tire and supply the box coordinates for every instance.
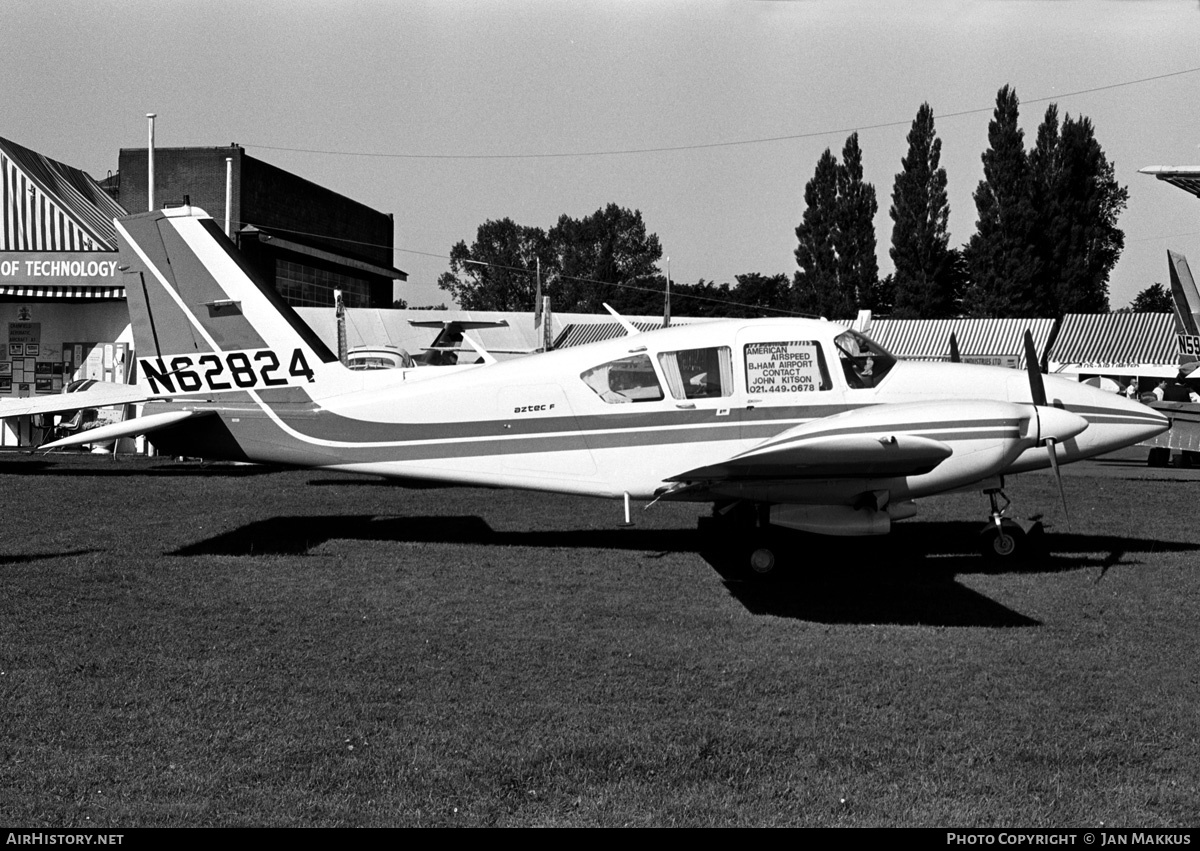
[1147,447,1171,467]
[741,528,790,580]
[979,520,1026,559]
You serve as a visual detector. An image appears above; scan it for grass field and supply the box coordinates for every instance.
[1,450,1198,827]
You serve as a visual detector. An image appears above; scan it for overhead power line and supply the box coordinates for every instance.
[243,66,1200,162]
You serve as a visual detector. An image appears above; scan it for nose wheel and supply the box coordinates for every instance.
[980,518,1025,558]
[978,488,1043,561]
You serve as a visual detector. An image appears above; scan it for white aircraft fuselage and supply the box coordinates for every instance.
[31,207,1168,553]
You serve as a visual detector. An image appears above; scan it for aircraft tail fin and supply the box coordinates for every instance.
[1168,250,1200,337]
[115,207,343,395]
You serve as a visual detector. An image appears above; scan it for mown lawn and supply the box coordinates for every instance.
[1,451,1197,826]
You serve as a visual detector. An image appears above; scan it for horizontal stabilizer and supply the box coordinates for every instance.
[408,320,509,330]
[0,383,152,419]
[40,409,210,451]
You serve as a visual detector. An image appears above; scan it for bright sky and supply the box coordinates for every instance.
[5,0,1199,311]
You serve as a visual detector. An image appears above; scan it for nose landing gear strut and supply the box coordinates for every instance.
[979,486,1044,560]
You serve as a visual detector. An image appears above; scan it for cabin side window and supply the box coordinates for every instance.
[580,354,665,404]
[657,346,734,400]
[742,340,832,394]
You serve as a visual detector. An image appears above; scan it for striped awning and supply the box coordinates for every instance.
[1049,313,1177,367]
[867,318,1057,367]
[0,284,124,299]
[1,136,125,252]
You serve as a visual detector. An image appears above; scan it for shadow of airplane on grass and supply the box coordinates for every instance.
[171,515,697,557]
[0,458,281,478]
[0,549,98,566]
[168,515,1199,627]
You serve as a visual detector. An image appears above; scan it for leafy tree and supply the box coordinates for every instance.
[547,204,663,314]
[1129,283,1173,313]
[1029,105,1127,314]
[890,103,957,318]
[661,273,794,319]
[437,218,549,310]
[730,272,792,316]
[962,86,1042,317]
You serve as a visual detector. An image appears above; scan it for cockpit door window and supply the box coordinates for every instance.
[742,340,832,395]
[833,329,896,389]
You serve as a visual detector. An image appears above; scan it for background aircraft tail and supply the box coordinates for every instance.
[116,207,342,396]
[1168,250,1200,338]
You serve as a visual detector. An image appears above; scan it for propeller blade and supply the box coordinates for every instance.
[1023,329,1047,407]
[1045,437,1072,531]
[948,332,961,363]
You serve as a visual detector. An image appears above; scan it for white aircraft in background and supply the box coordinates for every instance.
[6,206,1168,575]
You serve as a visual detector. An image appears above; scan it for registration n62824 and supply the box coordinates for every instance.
[139,348,316,394]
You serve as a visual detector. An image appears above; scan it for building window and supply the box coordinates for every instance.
[274,259,372,307]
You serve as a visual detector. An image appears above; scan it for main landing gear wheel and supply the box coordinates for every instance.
[747,539,779,577]
[700,502,788,581]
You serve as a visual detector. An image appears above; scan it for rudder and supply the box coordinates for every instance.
[116,206,341,396]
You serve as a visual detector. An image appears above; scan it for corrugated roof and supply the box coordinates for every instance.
[1,135,126,251]
[294,309,714,360]
[554,320,668,348]
[867,317,1057,366]
[1049,312,1177,365]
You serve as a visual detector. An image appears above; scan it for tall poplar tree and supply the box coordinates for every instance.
[835,133,880,311]
[1030,105,1127,315]
[793,148,844,316]
[962,86,1042,317]
[794,135,879,318]
[890,103,957,317]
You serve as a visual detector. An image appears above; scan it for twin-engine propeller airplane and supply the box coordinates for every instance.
[8,206,1169,574]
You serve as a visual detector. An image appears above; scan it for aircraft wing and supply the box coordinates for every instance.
[666,402,994,484]
[670,429,953,481]
[0,381,153,419]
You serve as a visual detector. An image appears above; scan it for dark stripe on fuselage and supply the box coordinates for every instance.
[160,386,1159,469]
[166,393,1019,468]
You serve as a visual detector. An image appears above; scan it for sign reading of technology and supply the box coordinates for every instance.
[744,341,823,393]
[0,252,120,284]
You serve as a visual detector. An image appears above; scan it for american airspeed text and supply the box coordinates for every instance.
[140,347,316,394]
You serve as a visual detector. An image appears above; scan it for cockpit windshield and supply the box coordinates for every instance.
[833,330,896,389]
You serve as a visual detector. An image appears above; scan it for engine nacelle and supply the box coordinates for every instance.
[771,503,892,536]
